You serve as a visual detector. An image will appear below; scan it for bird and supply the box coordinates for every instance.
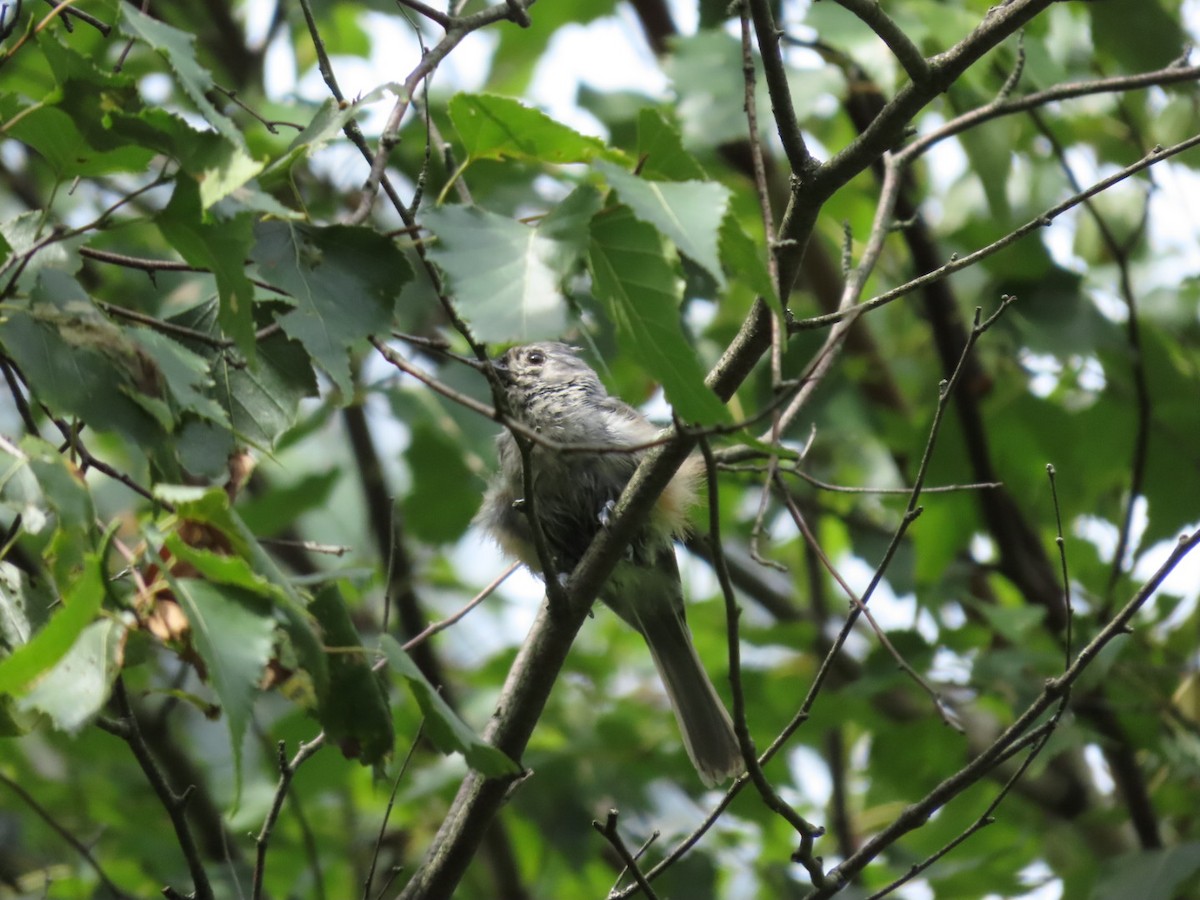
[474,341,744,786]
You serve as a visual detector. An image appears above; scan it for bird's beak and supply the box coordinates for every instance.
[489,355,511,384]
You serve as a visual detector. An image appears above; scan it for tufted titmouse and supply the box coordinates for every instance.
[475,342,744,786]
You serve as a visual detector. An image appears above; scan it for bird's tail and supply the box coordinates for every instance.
[638,605,746,787]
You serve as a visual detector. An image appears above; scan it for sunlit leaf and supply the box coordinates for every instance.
[596,160,730,289]
[424,204,577,342]
[587,204,728,424]
[0,555,104,696]
[16,618,124,732]
[449,92,612,165]
[635,108,707,182]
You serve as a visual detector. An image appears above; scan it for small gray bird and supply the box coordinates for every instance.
[475,341,744,787]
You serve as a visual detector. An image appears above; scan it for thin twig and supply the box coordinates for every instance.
[105,678,213,900]
[1,171,172,298]
[52,415,163,507]
[0,355,40,434]
[0,771,134,898]
[832,0,929,85]
[343,0,536,226]
[607,829,660,897]
[793,134,1200,332]
[396,0,452,28]
[773,473,963,731]
[791,300,1015,771]
[760,464,1001,495]
[902,63,1200,164]
[746,0,815,176]
[296,0,411,222]
[252,737,327,900]
[862,716,1060,900]
[40,0,109,34]
[1028,113,1154,609]
[402,562,519,651]
[363,722,424,900]
[212,84,304,133]
[812,529,1200,898]
[1046,464,1073,666]
[592,810,658,900]
[773,152,905,436]
[698,436,829,885]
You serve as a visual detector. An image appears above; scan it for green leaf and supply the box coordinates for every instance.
[22,436,94,532]
[251,222,409,394]
[404,425,479,543]
[0,293,163,448]
[719,212,777,305]
[16,618,124,732]
[1090,0,1186,71]
[6,105,156,178]
[237,470,341,537]
[538,184,604,261]
[424,205,574,342]
[0,563,34,654]
[587,205,728,424]
[448,93,614,166]
[261,85,398,192]
[379,635,519,777]
[662,31,756,148]
[596,160,730,289]
[42,37,261,205]
[0,554,104,696]
[127,328,229,427]
[118,5,246,149]
[956,117,1014,222]
[166,577,275,798]
[1093,843,1200,900]
[167,299,318,451]
[158,178,257,355]
[635,109,707,182]
[308,586,394,765]
[163,535,290,605]
[153,485,328,701]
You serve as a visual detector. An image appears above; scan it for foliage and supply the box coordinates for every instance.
[1,0,1199,898]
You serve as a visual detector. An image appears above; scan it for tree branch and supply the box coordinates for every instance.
[831,0,929,85]
[101,679,213,900]
[809,530,1200,897]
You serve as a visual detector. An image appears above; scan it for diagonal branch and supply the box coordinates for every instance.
[807,529,1200,898]
[831,0,929,85]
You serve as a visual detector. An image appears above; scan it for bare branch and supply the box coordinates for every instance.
[592,810,659,900]
[0,771,134,899]
[253,737,326,900]
[812,529,1200,897]
[831,0,929,85]
[402,564,519,651]
[902,63,1200,164]
[698,436,830,887]
[342,0,537,226]
[792,133,1200,332]
[101,678,213,900]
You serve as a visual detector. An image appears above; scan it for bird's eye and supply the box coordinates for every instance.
[526,349,545,366]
